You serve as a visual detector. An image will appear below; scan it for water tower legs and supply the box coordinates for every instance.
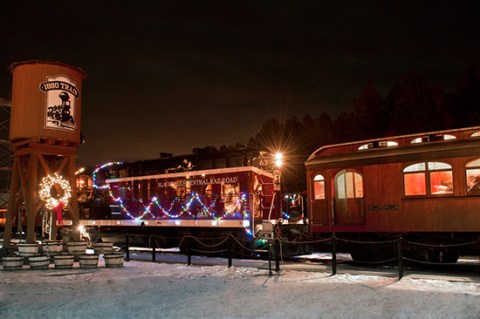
[3,142,80,247]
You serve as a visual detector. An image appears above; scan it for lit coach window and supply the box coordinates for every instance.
[411,134,456,144]
[403,162,453,196]
[466,159,480,194]
[335,170,363,199]
[313,174,325,199]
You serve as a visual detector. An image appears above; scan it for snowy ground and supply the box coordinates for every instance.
[1,254,480,319]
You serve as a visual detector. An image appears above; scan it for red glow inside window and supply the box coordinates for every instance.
[430,171,453,194]
[314,181,325,199]
[313,175,325,199]
[404,173,426,195]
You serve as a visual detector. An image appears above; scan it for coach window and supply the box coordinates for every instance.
[466,159,480,194]
[118,181,130,199]
[358,141,398,150]
[335,170,363,199]
[134,180,142,199]
[411,134,456,144]
[313,174,325,200]
[403,162,453,196]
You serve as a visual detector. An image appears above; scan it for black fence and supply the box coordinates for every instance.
[123,233,480,279]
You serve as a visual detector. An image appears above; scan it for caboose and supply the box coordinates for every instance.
[305,126,480,263]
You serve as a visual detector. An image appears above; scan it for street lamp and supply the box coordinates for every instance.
[272,152,284,222]
[274,152,283,168]
[273,152,283,191]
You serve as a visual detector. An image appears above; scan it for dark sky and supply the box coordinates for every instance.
[1,1,479,166]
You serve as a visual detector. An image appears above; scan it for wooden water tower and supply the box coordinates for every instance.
[4,61,86,246]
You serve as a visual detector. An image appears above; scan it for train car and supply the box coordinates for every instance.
[96,166,274,229]
[305,126,480,263]
[70,149,283,249]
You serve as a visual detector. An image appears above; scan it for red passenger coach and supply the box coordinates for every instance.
[305,126,480,262]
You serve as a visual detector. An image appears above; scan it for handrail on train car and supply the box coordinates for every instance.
[267,192,276,221]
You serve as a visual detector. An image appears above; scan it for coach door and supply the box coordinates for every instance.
[311,174,328,225]
[334,170,364,225]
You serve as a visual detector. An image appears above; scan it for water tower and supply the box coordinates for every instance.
[4,60,86,246]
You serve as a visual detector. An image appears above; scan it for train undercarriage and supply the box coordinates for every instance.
[310,232,480,265]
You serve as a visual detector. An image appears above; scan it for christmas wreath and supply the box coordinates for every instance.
[39,173,72,210]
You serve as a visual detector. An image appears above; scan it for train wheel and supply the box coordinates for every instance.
[406,245,460,264]
[349,238,378,263]
[302,243,313,255]
[350,245,380,263]
[429,247,459,264]
[349,238,396,264]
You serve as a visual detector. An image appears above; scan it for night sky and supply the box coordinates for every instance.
[1,1,479,166]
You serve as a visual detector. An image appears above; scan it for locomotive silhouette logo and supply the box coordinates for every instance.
[40,74,78,131]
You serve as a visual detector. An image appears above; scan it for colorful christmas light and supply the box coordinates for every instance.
[92,161,123,189]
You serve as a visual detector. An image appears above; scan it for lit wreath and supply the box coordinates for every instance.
[39,173,72,210]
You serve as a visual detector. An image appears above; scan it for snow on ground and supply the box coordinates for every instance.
[1,257,480,319]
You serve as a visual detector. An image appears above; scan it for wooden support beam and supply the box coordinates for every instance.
[57,157,69,175]
[3,159,21,248]
[17,157,28,207]
[38,154,52,176]
[68,155,80,240]
[14,143,77,157]
[26,153,39,243]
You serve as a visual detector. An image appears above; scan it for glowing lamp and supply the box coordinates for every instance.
[274,152,283,167]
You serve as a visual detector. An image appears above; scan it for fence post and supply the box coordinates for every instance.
[125,233,130,262]
[398,235,404,280]
[332,233,337,275]
[268,239,272,277]
[152,245,156,262]
[274,238,280,272]
[187,249,192,266]
[228,249,232,268]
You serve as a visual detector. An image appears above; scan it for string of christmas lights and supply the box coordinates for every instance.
[92,161,124,189]
[108,188,249,221]
[93,161,252,222]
